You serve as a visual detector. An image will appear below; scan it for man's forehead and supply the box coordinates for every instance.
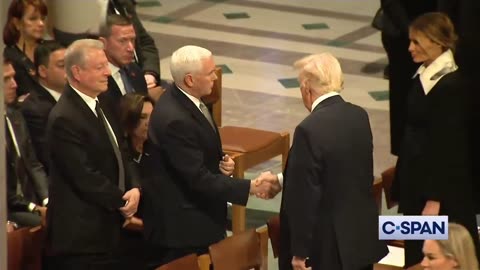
[111,24,136,35]
[3,63,15,76]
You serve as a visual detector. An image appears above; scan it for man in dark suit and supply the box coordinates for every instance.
[3,54,48,227]
[142,45,277,268]
[107,0,161,88]
[47,0,161,88]
[21,40,66,172]
[46,39,141,270]
[260,53,388,270]
[99,14,149,115]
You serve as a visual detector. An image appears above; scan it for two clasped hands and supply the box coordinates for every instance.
[120,187,142,228]
[219,154,282,199]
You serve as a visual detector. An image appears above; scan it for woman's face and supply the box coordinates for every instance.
[15,4,45,41]
[132,101,154,142]
[421,240,458,270]
[408,29,443,66]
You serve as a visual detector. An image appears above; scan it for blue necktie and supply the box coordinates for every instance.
[119,68,134,94]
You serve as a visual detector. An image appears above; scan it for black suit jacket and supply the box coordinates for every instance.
[3,45,39,96]
[141,84,250,248]
[21,84,58,172]
[46,85,140,255]
[6,106,49,211]
[279,96,387,270]
[109,0,160,80]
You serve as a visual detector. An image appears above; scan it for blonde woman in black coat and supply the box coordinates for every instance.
[392,12,479,267]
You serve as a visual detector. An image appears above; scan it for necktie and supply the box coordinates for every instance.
[95,101,125,192]
[119,68,134,94]
[5,116,26,196]
[199,103,216,131]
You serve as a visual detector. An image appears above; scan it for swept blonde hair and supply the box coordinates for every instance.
[294,52,343,94]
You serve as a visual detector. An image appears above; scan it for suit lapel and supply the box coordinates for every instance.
[107,76,123,99]
[171,85,222,152]
[64,86,112,146]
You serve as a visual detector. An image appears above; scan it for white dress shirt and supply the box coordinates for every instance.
[109,63,127,96]
[40,83,61,101]
[177,85,204,112]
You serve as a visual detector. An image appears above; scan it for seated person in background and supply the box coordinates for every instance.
[119,93,155,164]
[3,0,47,98]
[107,0,161,89]
[21,40,66,172]
[46,0,163,92]
[99,14,149,117]
[4,54,48,228]
[421,223,479,270]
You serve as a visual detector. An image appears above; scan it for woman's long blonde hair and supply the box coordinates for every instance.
[436,223,479,270]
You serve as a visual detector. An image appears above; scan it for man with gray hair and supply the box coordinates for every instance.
[142,45,280,267]
[46,39,141,270]
[259,53,387,270]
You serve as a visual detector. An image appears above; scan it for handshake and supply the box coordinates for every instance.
[250,171,282,199]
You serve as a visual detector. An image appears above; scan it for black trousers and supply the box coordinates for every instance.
[8,211,41,227]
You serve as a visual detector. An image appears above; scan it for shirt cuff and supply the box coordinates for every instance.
[28,203,37,212]
[277,173,284,188]
[43,198,49,206]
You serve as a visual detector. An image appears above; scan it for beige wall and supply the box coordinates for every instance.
[0,0,8,267]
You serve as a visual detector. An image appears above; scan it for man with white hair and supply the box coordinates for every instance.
[142,45,280,268]
[46,39,141,270]
[260,53,387,270]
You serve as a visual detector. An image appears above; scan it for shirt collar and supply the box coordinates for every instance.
[40,83,61,102]
[413,49,457,94]
[109,62,120,75]
[311,91,339,112]
[70,84,99,116]
[177,84,202,111]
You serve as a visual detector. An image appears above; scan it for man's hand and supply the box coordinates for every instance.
[219,154,235,176]
[253,171,282,199]
[250,171,281,199]
[422,200,440,216]
[291,256,311,270]
[144,74,157,89]
[35,206,48,227]
[122,216,144,232]
[119,188,141,217]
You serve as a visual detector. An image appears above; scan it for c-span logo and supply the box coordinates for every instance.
[379,216,448,240]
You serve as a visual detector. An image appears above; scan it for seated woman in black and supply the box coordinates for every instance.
[3,0,47,99]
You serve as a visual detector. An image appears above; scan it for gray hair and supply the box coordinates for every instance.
[64,39,104,80]
[170,45,212,85]
[294,52,344,94]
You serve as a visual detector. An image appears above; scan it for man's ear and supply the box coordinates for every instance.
[99,37,107,47]
[37,65,48,79]
[184,74,194,88]
[70,65,81,81]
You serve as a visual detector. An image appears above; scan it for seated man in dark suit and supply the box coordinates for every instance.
[99,14,148,117]
[21,40,66,172]
[3,54,48,227]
